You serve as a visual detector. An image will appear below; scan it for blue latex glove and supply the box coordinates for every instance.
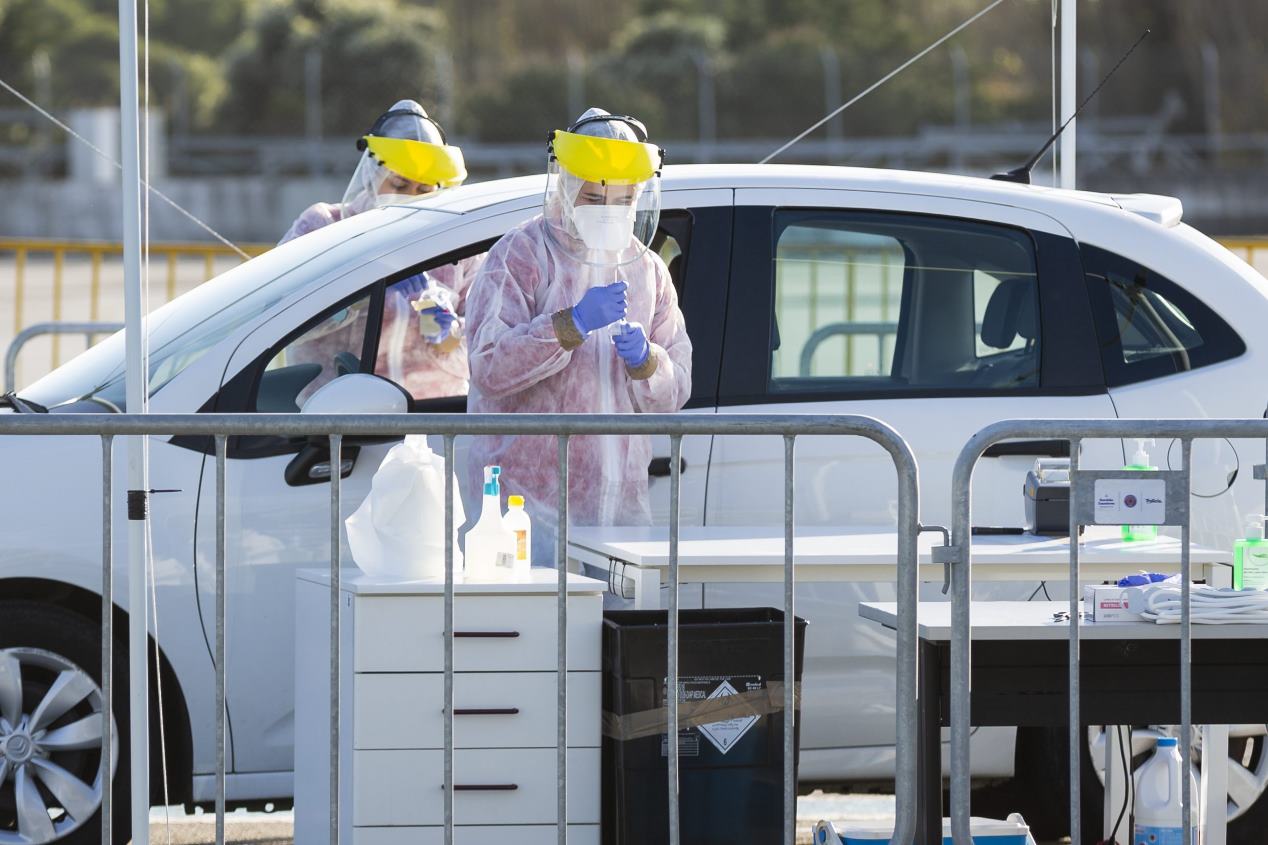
[421,305,456,343]
[571,281,628,334]
[613,320,650,368]
[1117,572,1169,587]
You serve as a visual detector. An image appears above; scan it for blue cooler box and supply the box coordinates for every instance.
[815,816,1031,845]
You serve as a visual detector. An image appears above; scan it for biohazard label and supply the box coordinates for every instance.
[696,680,759,754]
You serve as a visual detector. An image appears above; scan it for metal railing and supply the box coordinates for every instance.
[4,320,122,391]
[0,411,921,845]
[945,418,1268,845]
[0,238,269,375]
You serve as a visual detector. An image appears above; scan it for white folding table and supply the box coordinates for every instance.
[566,525,1232,609]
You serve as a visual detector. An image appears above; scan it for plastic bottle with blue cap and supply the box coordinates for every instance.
[1133,736,1198,845]
[462,465,516,581]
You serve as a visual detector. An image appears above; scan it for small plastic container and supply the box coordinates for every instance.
[504,494,532,574]
[410,284,457,341]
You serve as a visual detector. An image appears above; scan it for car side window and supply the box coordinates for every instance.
[254,293,373,411]
[652,210,692,300]
[376,255,485,403]
[1082,245,1245,386]
[770,211,1040,394]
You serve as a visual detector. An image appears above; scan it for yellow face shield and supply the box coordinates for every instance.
[550,130,662,186]
[362,136,467,189]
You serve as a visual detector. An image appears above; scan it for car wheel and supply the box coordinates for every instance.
[0,601,128,845]
[1012,724,1268,845]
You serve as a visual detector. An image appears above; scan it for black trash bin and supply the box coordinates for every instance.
[601,607,808,845]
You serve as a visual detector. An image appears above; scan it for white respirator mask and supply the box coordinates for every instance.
[572,203,637,252]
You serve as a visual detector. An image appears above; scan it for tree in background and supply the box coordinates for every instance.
[217,0,447,137]
[0,0,226,133]
[1,0,1267,153]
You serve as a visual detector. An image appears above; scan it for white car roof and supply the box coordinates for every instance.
[399,163,1178,230]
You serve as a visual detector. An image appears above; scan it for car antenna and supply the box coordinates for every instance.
[992,28,1151,185]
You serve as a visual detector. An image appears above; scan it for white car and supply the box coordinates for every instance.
[2,165,1266,844]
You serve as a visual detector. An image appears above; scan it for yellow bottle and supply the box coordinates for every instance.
[504,495,533,575]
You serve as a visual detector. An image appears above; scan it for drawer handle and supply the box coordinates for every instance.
[452,631,520,638]
[452,707,520,716]
[451,784,519,791]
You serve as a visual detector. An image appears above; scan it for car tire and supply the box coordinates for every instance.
[1014,724,1268,845]
[0,600,130,845]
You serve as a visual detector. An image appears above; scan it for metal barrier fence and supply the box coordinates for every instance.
[0,239,269,382]
[945,418,1268,845]
[0,411,920,845]
[4,320,123,391]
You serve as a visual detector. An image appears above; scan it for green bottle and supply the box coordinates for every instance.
[1234,514,1268,590]
[1122,438,1158,542]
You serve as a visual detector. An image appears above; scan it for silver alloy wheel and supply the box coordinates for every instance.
[0,648,117,844]
[1088,724,1268,825]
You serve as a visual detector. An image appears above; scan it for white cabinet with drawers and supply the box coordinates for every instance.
[294,569,606,845]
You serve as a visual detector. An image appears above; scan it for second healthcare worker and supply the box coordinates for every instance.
[281,99,481,400]
[464,107,692,566]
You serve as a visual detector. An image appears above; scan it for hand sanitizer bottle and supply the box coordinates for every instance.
[1122,438,1158,542]
[1235,514,1268,590]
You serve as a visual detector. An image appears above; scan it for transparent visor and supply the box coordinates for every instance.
[341,145,464,215]
[544,161,661,268]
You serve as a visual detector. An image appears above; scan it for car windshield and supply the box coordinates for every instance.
[23,207,422,410]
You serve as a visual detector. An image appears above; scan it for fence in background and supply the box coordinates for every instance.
[0,412,920,845]
[0,238,270,387]
[1215,237,1268,269]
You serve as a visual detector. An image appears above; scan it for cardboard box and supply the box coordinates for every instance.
[1083,584,1149,623]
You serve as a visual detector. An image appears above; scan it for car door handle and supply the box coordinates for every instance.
[285,443,361,487]
[450,784,519,791]
[451,707,520,716]
[982,439,1070,458]
[648,457,688,477]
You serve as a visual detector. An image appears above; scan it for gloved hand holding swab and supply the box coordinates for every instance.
[612,321,650,367]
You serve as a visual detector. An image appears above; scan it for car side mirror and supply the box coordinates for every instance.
[286,376,413,486]
[300,373,413,416]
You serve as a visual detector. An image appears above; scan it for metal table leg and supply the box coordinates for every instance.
[919,639,943,845]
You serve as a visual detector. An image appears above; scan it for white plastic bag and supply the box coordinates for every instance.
[345,435,464,579]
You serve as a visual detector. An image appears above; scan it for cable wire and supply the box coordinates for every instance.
[140,2,173,840]
[759,0,1012,164]
[1050,0,1058,183]
[0,75,250,258]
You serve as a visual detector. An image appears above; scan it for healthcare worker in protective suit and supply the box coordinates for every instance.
[464,108,692,568]
[281,100,479,400]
